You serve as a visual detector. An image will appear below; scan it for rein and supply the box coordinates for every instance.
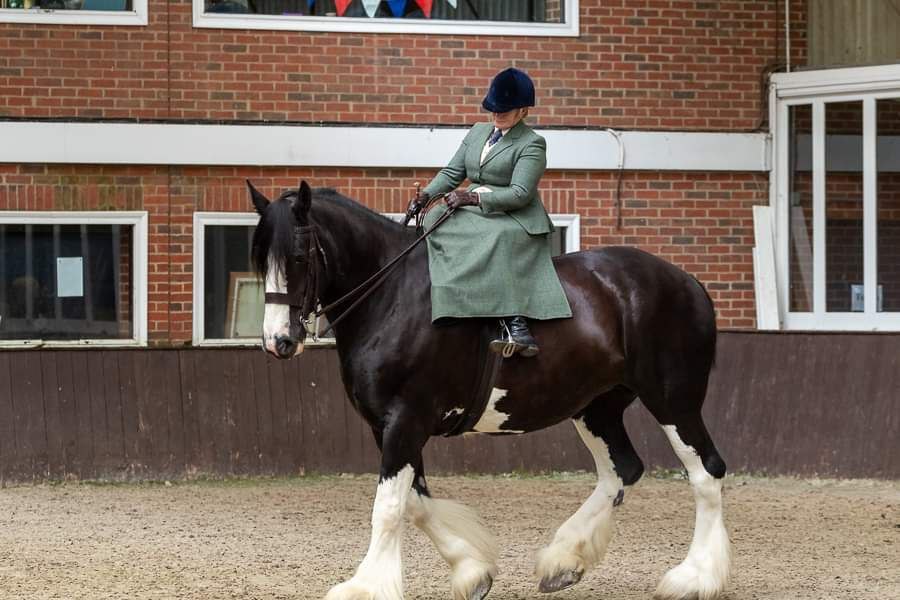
[314,199,454,337]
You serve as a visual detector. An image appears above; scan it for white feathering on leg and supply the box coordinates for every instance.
[654,425,731,600]
[325,466,415,600]
[408,493,498,600]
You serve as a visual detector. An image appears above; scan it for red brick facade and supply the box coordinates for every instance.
[0,1,804,343]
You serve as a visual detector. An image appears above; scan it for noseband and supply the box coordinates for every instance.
[263,225,325,340]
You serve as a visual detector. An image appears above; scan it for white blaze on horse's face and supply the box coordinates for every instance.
[262,253,304,357]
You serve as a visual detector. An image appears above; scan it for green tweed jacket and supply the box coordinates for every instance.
[423,120,554,235]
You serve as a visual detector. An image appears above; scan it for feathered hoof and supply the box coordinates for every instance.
[451,558,496,600]
[467,575,493,600]
[323,580,375,600]
[538,569,583,593]
[653,561,725,600]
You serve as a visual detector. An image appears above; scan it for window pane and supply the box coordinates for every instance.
[204,225,263,339]
[204,0,564,22]
[2,0,131,10]
[825,101,863,312]
[0,224,133,340]
[789,104,813,312]
[877,97,900,312]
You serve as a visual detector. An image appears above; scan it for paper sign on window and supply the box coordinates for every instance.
[57,257,84,298]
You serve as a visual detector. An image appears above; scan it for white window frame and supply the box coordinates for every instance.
[770,63,900,331]
[0,0,147,26]
[0,211,149,347]
[193,0,578,36]
[193,211,335,347]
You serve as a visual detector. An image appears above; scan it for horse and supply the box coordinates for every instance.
[248,180,731,600]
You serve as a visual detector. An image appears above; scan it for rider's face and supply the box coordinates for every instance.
[491,107,527,131]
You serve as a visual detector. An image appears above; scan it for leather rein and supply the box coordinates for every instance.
[264,193,453,340]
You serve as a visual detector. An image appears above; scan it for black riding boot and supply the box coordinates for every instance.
[489,316,539,358]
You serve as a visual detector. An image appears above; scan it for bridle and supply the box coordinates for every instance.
[262,195,456,341]
[263,224,326,342]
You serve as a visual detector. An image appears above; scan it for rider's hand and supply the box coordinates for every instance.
[446,191,480,209]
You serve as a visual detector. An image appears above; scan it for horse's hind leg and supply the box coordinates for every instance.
[535,386,644,593]
[647,405,730,600]
[407,460,498,600]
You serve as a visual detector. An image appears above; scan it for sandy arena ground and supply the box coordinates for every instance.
[0,473,897,600]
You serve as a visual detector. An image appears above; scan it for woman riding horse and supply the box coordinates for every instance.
[417,67,572,357]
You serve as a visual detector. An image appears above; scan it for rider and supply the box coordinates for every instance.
[416,67,572,357]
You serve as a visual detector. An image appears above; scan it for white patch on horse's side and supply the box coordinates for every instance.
[472,388,523,434]
[408,492,498,600]
[655,425,731,600]
[325,465,415,600]
[443,407,465,421]
[536,418,621,584]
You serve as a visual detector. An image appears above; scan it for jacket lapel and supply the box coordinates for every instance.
[480,120,526,167]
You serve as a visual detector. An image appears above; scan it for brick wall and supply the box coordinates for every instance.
[0,0,788,129]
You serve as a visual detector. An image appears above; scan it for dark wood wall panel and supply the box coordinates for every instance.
[0,332,897,483]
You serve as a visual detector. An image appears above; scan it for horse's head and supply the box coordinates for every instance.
[248,179,321,359]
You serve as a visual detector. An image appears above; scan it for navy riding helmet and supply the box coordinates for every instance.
[482,67,535,113]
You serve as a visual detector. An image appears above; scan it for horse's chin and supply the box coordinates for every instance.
[294,343,305,357]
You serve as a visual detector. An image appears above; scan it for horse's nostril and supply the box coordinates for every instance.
[275,336,297,358]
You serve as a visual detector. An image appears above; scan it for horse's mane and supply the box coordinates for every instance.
[252,186,407,280]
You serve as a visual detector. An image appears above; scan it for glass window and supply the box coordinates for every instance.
[877,97,900,312]
[195,0,577,36]
[1,0,129,9]
[825,100,864,313]
[205,0,563,22]
[0,213,147,345]
[194,213,333,346]
[788,104,813,312]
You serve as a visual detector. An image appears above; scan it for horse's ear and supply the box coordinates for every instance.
[247,180,269,216]
[294,180,312,221]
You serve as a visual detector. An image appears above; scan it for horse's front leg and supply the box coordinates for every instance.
[325,418,426,600]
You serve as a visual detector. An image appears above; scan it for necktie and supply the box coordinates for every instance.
[488,128,502,147]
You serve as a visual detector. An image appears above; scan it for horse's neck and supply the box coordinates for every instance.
[312,200,414,315]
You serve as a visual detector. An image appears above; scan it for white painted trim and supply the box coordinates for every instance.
[863,98,877,317]
[782,312,900,331]
[0,210,148,346]
[0,122,770,172]
[752,205,779,330]
[812,101,825,315]
[773,63,900,98]
[0,0,147,25]
[192,1,578,37]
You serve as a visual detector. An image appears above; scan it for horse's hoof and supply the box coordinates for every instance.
[469,575,493,600]
[538,569,583,593]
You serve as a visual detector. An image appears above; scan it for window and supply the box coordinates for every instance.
[193,212,334,346]
[0,0,147,25]
[772,64,900,330]
[194,0,578,36]
[0,212,148,346]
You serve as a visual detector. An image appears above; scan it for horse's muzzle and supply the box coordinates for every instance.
[265,335,304,359]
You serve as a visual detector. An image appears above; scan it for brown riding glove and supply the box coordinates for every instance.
[446,191,480,209]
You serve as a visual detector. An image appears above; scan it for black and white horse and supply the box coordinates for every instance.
[249,181,730,600]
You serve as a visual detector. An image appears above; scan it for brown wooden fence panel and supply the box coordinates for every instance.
[0,332,898,483]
